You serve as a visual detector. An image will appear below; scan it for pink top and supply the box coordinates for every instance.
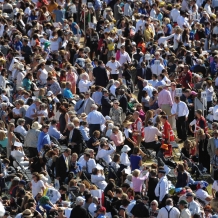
[158,89,173,108]
[132,172,149,192]
[110,133,123,146]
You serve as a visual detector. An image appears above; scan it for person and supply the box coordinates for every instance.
[93,60,109,87]
[48,120,64,140]
[143,119,162,155]
[178,200,191,218]
[11,144,29,168]
[171,96,189,142]
[207,130,218,162]
[161,115,175,144]
[157,198,180,218]
[109,100,123,126]
[87,104,106,136]
[91,168,107,190]
[37,124,51,154]
[56,148,71,185]
[101,90,112,117]
[31,172,45,198]
[14,118,29,136]
[155,169,169,208]
[175,164,188,188]
[130,146,143,171]
[186,192,201,217]
[83,92,95,115]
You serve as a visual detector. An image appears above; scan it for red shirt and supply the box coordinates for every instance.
[162,121,174,141]
[181,71,192,88]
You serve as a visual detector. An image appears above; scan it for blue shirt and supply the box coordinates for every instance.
[166,24,172,35]
[37,131,51,152]
[155,80,166,88]
[63,88,74,99]
[92,91,103,105]
[25,103,37,119]
[215,138,218,148]
[87,110,105,125]
[48,125,61,140]
[14,41,23,51]
[210,61,217,75]
[71,22,81,35]
[53,9,65,23]
[130,155,142,171]
[94,0,102,10]
[79,126,90,141]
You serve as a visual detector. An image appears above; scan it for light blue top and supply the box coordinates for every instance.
[37,131,51,153]
[87,110,106,125]
[92,91,103,105]
[63,88,74,99]
[48,126,61,140]
[0,137,8,148]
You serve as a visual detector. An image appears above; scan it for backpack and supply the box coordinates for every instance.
[164,206,174,218]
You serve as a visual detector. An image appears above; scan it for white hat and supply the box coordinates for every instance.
[105,116,111,120]
[38,59,46,64]
[2,13,9,18]
[17,63,24,71]
[46,91,53,97]
[145,53,151,60]
[31,121,42,130]
[121,145,131,153]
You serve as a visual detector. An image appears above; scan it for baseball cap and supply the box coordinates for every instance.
[94,206,106,213]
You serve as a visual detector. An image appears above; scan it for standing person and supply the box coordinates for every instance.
[109,100,123,127]
[205,80,214,111]
[178,200,191,218]
[171,96,189,142]
[87,104,106,136]
[7,123,19,158]
[37,124,51,155]
[146,170,159,202]
[158,84,173,127]
[66,66,78,94]
[93,60,109,88]
[83,92,95,115]
[190,110,208,134]
[160,115,175,144]
[186,192,201,217]
[196,128,211,174]
[207,130,218,162]
[56,148,71,185]
[59,105,69,135]
[132,111,144,146]
[155,169,169,208]
[106,56,121,80]
[101,90,112,116]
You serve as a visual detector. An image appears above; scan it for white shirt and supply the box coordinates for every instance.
[150,8,156,18]
[188,200,201,216]
[31,179,45,197]
[120,152,130,166]
[78,79,94,93]
[158,34,175,46]
[78,158,97,174]
[189,119,197,132]
[150,62,165,76]
[91,174,107,190]
[171,101,189,117]
[195,188,210,205]
[213,26,218,35]
[155,176,169,201]
[110,84,117,96]
[170,8,180,22]
[14,125,27,136]
[119,51,131,65]
[213,105,218,120]
[135,19,145,32]
[204,3,212,15]
[173,34,181,50]
[87,110,106,124]
[106,60,121,74]
[144,126,162,142]
[212,180,218,192]
[96,143,116,164]
[157,205,180,218]
[177,16,190,29]
[124,3,132,16]
[45,187,61,203]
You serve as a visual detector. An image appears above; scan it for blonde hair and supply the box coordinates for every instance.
[164,18,170,24]
[7,123,15,132]
[132,169,140,177]
[38,88,45,96]
[0,130,6,140]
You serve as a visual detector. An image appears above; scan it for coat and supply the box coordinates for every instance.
[101,96,111,116]
[56,154,71,180]
[93,66,109,87]
[207,137,216,160]
[84,98,95,115]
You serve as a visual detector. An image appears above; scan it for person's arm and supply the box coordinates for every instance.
[63,113,69,133]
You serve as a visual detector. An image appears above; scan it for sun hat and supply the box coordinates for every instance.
[80,113,87,118]
[160,144,169,150]
[13,177,20,181]
[121,145,131,153]
[31,121,42,130]
[22,209,33,218]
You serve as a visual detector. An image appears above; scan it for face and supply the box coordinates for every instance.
[43,126,49,133]
[179,204,184,210]
[171,84,176,90]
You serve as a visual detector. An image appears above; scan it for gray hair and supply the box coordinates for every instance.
[67,123,75,128]
[80,72,89,80]
[114,81,120,86]
[91,104,98,110]
[143,80,148,86]
[75,197,85,205]
[151,200,158,206]
[17,118,25,125]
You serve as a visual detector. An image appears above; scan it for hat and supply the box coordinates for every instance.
[160,144,168,150]
[2,13,9,18]
[46,91,53,97]
[158,169,166,174]
[31,121,42,130]
[123,121,133,127]
[121,145,131,153]
[132,42,136,46]
[179,189,186,195]
[34,98,42,103]
[17,87,24,91]
[94,206,106,213]
[80,113,87,118]
[18,180,26,185]
[22,209,33,218]
[179,200,188,205]
[186,192,194,197]
[13,177,20,181]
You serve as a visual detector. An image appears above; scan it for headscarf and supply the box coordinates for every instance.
[39,196,49,205]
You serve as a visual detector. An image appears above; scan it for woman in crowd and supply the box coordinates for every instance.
[109,100,123,127]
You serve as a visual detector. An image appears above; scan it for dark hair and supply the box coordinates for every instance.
[47,76,53,81]
[113,154,120,163]
[133,146,140,154]
[58,105,67,113]
[121,199,130,207]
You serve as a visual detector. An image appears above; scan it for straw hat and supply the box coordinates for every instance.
[31,121,42,130]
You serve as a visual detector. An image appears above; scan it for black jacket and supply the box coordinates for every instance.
[135,67,152,89]
[66,128,83,144]
[119,94,128,113]
[70,205,88,218]
[130,200,149,218]
[93,66,109,87]
[56,155,69,179]
[101,96,111,116]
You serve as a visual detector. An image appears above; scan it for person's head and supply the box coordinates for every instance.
[32,172,41,182]
[17,118,25,126]
[133,146,140,155]
[76,196,85,206]
[177,164,185,172]
[7,122,15,132]
[91,104,98,111]
[113,154,120,163]
[113,100,120,108]
[112,126,119,134]
[150,200,158,210]
[160,115,168,124]
[179,200,188,210]
[67,123,75,131]
[133,111,139,120]
[183,140,191,150]
[115,188,123,198]
[85,193,93,203]
[165,198,173,206]
[84,152,91,161]
[42,124,49,133]
[186,192,194,202]
[63,148,71,157]
[158,168,166,178]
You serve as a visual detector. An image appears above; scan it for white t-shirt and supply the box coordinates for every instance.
[106,60,121,74]
[13,108,21,115]
[195,189,210,205]
[189,119,197,132]
[39,68,48,84]
[31,179,45,197]
[45,187,61,204]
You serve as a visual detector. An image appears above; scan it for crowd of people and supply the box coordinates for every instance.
[2,0,218,217]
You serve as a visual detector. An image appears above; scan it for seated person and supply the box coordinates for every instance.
[91,168,107,190]
[63,82,74,100]
[48,120,65,140]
